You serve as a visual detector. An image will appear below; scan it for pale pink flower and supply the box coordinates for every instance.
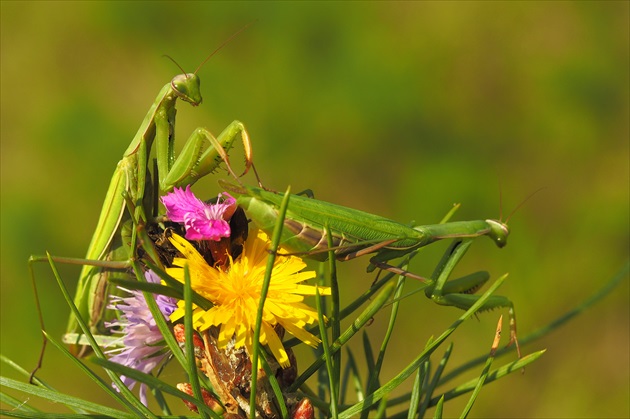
[106,270,178,405]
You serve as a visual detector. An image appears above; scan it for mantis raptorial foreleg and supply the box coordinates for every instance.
[163,121,251,189]
[363,238,519,355]
[425,238,520,356]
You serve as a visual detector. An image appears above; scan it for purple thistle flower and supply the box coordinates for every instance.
[161,185,236,241]
[106,270,178,406]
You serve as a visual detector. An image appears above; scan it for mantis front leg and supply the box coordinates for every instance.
[425,239,521,358]
[161,120,251,191]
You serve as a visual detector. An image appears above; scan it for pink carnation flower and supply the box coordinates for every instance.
[161,186,236,241]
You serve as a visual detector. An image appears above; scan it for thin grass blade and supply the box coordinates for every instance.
[338,273,508,418]
[430,349,546,407]
[43,332,142,412]
[45,253,155,418]
[366,271,408,402]
[433,395,445,419]
[258,354,289,418]
[325,224,342,390]
[316,286,338,417]
[0,376,134,418]
[341,347,364,404]
[289,279,397,392]
[182,264,208,419]
[91,358,221,418]
[128,260,187,377]
[0,391,41,413]
[459,315,503,418]
[418,343,453,417]
[250,186,292,418]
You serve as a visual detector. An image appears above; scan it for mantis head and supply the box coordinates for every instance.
[171,73,202,106]
[487,186,543,248]
[486,219,510,248]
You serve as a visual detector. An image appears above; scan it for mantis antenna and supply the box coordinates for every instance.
[504,187,546,224]
[194,20,257,75]
[163,20,256,77]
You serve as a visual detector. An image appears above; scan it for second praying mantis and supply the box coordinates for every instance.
[218,180,520,356]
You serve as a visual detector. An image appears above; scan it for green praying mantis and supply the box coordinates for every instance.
[29,31,254,372]
[219,181,520,356]
[65,68,252,342]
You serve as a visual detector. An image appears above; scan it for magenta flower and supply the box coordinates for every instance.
[161,186,236,241]
[106,270,178,406]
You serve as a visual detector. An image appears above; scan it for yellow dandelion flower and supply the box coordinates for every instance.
[167,229,331,368]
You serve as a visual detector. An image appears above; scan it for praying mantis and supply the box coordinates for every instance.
[218,181,520,355]
[65,69,252,341]
[29,32,254,367]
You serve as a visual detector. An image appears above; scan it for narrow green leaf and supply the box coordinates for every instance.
[459,316,503,418]
[430,350,546,407]
[360,331,376,419]
[433,395,445,419]
[45,254,155,418]
[250,186,292,419]
[129,260,187,378]
[138,259,213,310]
[325,224,342,392]
[289,279,397,393]
[43,332,143,412]
[183,264,208,419]
[283,262,408,351]
[151,388,171,416]
[0,412,105,419]
[407,365,423,419]
[91,358,221,418]
[374,395,388,419]
[258,351,289,418]
[316,286,338,417]
[0,354,53,393]
[438,203,461,224]
[418,343,453,417]
[341,347,364,404]
[0,413,203,419]
[0,391,40,413]
[366,270,408,403]
[338,273,508,418]
[0,376,133,418]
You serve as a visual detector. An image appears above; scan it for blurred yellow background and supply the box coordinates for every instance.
[1,2,628,417]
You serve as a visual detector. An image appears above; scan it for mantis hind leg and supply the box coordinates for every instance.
[369,259,430,283]
[27,252,133,380]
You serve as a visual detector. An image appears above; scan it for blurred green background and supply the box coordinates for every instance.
[1,1,628,417]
